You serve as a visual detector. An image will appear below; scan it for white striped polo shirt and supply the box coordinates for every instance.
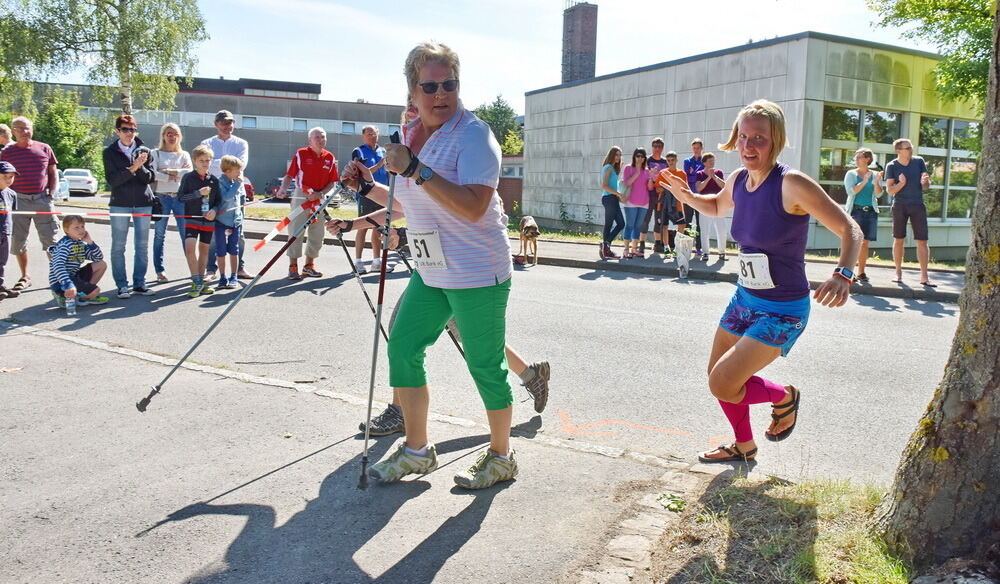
[395,107,511,289]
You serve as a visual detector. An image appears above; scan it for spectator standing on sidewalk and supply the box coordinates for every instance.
[695,153,730,260]
[683,138,706,258]
[645,138,669,254]
[101,114,156,299]
[0,161,20,301]
[843,147,882,282]
[599,146,625,259]
[200,110,253,281]
[884,138,934,286]
[150,123,192,282]
[0,124,12,150]
[0,116,59,293]
[656,151,688,256]
[276,127,340,280]
[621,148,651,258]
[351,125,393,274]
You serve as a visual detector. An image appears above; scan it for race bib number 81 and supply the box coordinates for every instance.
[737,252,775,289]
[409,229,448,270]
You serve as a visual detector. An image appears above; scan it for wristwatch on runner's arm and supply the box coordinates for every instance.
[833,267,854,282]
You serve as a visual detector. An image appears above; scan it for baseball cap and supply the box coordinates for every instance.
[214,110,235,123]
[0,161,18,175]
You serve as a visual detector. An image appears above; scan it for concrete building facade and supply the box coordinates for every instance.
[524,31,980,259]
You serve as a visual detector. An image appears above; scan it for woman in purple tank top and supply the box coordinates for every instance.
[663,100,861,463]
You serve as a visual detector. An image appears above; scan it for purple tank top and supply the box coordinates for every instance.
[729,163,810,302]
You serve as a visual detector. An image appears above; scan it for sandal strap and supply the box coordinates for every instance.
[726,443,757,459]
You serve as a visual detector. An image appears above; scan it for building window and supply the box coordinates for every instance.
[388,124,401,137]
[242,116,257,129]
[952,120,981,151]
[293,119,307,132]
[919,116,949,149]
[342,122,356,134]
[822,106,860,142]
[863,110,902,144]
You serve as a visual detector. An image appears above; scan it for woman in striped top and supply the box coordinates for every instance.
[329,42,517,490]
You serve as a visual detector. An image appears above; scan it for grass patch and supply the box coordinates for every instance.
[652,475,910,584]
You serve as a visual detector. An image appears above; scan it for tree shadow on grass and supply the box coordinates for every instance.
[659,470,819,584]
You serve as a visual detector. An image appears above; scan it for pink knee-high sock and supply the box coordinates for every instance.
[718,376,788,443]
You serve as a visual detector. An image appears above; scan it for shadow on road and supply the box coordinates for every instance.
[141,418,538,583]
[851,293,958,317]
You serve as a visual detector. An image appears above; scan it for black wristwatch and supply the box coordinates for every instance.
[415,165,434,185]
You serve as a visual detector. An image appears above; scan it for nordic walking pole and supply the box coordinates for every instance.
[358,131,401,490]
[336,232,389,342]
[136,186,347,413]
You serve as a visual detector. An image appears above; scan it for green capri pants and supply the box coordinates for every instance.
[387,270,512,410]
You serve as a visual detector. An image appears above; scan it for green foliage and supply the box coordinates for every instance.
[474,95,522,150]
[2,0,209,114]
[501,128,524,155]
[32,89,106,182]
[868,0,994,112]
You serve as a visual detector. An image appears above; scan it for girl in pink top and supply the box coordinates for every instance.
[620,148,651,258]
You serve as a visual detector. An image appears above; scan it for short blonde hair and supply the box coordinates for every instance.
[893,138,912,151]
[192,144,214,160]
[0,124,10,139]
[719,100,789,168]
[220,155,243,172]
[404,42,460,95]
[691,138,703,146]
[158,123,183,151]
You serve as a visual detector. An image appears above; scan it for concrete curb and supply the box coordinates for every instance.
[69,213,961,304]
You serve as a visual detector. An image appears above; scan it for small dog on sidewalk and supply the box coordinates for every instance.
[675,232,694,278]
[515,216,540,266]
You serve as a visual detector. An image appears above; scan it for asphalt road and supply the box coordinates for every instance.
[1,221,958,484]
[1,220,960,582]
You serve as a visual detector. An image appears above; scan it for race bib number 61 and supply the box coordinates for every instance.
[409,229,448,270]
[737,252,775,289]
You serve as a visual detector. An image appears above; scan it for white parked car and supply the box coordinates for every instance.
[55,169,70,201]
[63,168,99,195]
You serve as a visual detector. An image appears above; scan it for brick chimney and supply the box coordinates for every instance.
[562,2,597,83]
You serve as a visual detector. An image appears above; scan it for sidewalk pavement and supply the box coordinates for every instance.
[59,205,964,303]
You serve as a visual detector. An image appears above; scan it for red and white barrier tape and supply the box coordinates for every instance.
[252,198,320,251]
[0,200,262,219]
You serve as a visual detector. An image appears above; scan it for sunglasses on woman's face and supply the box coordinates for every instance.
[418,79,459,94]
[117,127,138,133]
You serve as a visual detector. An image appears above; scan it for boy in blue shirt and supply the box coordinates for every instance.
[48,215,109,310]
[214,155,246,289]
[0,161,20,300]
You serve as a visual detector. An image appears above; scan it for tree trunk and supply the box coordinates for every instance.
[119,71,132,115]
[874,7,1000,570]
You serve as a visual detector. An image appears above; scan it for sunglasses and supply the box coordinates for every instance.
[117,127,138,133]
[418,79,459,94]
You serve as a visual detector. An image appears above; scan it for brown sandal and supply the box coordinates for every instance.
[765,386,800,442]
[698,443,757,463]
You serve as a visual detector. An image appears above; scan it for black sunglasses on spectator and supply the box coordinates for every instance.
[117,127,138,133]
[418,79,459,94]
